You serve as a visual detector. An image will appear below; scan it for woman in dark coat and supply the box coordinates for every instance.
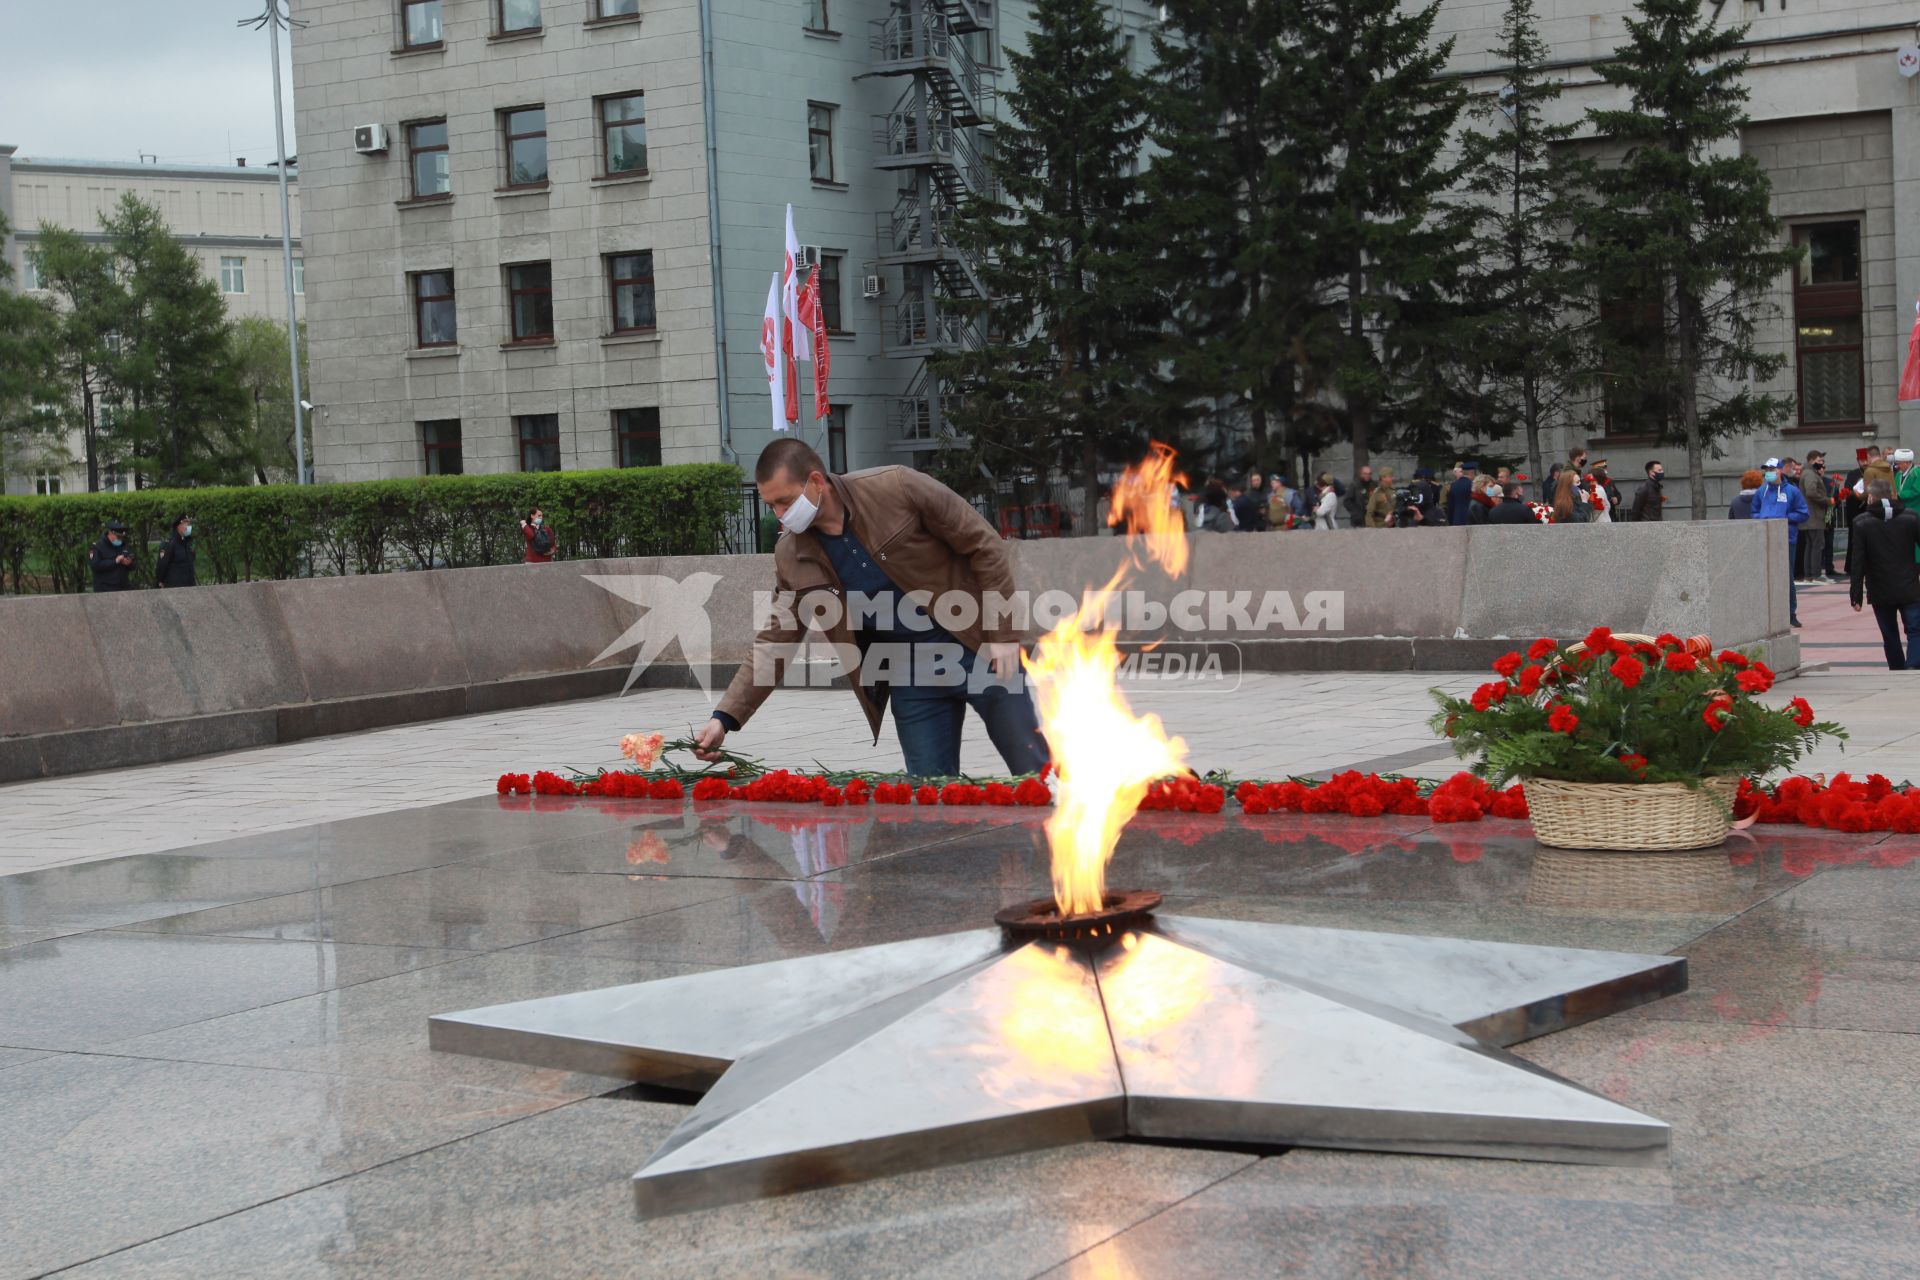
[155,514,197,588]
[1727,469,1764,520]
[521,508,557,563]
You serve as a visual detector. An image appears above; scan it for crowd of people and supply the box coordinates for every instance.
[1187,449,1666,534]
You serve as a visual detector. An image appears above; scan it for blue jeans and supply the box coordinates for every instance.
[1872,601,1920,670]
[888,647,1050,778]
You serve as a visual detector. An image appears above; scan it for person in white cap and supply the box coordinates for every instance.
[1894,449,1920,543]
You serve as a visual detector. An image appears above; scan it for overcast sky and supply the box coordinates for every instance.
[2,0,299,166]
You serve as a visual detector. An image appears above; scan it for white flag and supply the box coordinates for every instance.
[762,273,789,433]
[785,203,813,363]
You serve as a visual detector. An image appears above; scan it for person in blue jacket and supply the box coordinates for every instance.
[1752,457,1808,628]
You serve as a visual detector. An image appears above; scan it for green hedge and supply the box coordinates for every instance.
[0,464,743,594]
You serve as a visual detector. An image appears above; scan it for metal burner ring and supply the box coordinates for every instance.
[994,890,1163,942]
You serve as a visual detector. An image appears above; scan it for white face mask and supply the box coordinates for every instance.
[532,516,542,527]
[183,525,193,537]
[779,477,822,535]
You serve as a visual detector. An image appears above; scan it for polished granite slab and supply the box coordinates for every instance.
[5,793,1918,1278]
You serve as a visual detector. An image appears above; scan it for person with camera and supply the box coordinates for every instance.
[89,520,136,593]
[154,514,198,588]
[520,508,557,563]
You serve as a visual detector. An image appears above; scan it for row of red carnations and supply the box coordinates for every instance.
[497,768,1055,808]
[1736,773,1920,833]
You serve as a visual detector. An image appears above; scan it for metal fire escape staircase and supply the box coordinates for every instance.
[868,0,997,450]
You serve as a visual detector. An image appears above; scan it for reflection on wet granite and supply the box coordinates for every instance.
[118,862,748,951]
[103,950,712,1097]
[0,1053,567,1280]
[8,794,1920,1276]
[487,802,991,879]
[59,1097,1254,1280]
[0,931,459,1050]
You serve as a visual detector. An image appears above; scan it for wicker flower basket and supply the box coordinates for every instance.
[1522,775,1739,851]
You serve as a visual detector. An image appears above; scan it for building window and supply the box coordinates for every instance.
[412,270,457,347]
[598,92,647,175]
[401,0,443,47]
[19,251,41,291]
[502,106,548,187]
[607,252,656,333]
[33,471,61,497]
[220,256,246,293]
[1598,294,1666,439]
[422,420,463,474]
[817,252,845,333]
[826,404,848,472]
[808,104,835,182]
[517,413,562,471]
[102,468,131,493]
[292,257,305,295]
[507,262,554,342]
[804,0,829,31]
[598,0,639,14]
[408,120,450,198]
[498,0,540,32]
[1793,221,1864,426]
[615,407,662,467]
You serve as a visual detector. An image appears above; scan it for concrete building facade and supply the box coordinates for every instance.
[1424,0,1916,505]
[0,147,305,496]
[287,0,1161,485]
[290,0,1920,504]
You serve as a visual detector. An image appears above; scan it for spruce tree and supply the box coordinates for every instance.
[1577,0,1800,519]
[31,224,122,492]
[1298,0,1466,470]
[933,0,1156,529]
[1454,0,1592,485]
[102,194,251,486]
[1142,0,1331,481]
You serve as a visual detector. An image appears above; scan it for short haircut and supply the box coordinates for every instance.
[1807,450,1826,462]
[1779,456,1798,468]
[1645,460,1662,475]
[1868,446,1884,458]
[756,438,827,485]
[1868,478,1895,500]
[1740,469,1764,490]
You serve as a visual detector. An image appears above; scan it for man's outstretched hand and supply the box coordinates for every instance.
[693,717,730,762]
[986,641,1024,679]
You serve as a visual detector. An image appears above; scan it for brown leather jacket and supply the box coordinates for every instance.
[715,466,1018,741]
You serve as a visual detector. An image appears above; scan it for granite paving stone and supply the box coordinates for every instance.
[98,949,714,1098]
[58,1096,1256,1280]
[0,1052,570,1280]
[0,931,462,1050]
[115,861,749,951]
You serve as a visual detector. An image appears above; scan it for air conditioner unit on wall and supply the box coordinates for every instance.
[797,244,823,269]
[353,124,389,155]
[862,274,887,298]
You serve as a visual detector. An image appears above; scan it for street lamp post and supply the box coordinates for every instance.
[241,0,309,485]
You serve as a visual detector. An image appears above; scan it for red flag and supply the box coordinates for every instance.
[1901,302,1920,402]
[804,266,831,418]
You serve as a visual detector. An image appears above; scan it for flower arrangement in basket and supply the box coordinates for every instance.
[1428,629,1846,851]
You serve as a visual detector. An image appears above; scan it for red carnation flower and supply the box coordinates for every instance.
[1664,651,1698,673]
[1618,752,1648,776]
[915,784,940,805]
[1582,625,1614,653]
[1528,637,1558,661]
[1654,633,1682,649]
[1736,666,1774,694]
[1547,704,1579,735]
[1609,655,1645,688]
[1516,665,1544,696]
[1702,695,1734,732]
[691,776,730,802]
[1716,650,1750,669]
[1787,696,1815,728]
[1492,651,1524,679]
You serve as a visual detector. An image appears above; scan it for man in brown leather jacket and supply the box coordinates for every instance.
[693,438,1049,778]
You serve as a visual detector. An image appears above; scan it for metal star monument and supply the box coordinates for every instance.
[432,908,1684,1218]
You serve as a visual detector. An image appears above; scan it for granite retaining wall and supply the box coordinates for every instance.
[0,521,1793,782]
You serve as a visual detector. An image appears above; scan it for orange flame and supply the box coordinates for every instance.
[1026,443,1191,917]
